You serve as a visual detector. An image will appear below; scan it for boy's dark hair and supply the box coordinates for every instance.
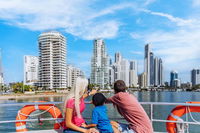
[114,80,127,93]
[92,93,106,106]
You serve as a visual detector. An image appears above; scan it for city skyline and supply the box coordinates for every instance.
[0,0,200,83]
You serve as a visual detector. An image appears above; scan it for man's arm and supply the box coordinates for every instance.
[105,95,116,103]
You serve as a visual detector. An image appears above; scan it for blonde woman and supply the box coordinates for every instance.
[63,77,98,133]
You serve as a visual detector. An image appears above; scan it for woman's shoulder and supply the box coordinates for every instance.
[66,98,75,108]
[67,98,75,102]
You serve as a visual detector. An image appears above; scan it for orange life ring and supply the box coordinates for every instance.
[166,101,200,133]
[16,101,64,132]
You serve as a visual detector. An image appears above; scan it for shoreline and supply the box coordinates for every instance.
[0,93,68,100]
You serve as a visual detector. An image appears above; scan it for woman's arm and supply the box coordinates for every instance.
[65,108,88,133]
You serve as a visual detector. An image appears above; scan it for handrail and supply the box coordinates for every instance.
[1,101,200,107]
[0,101,63,107]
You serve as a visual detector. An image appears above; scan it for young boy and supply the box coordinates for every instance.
[83,93,118,133]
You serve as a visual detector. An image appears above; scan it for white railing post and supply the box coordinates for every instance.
[150,104,153,122]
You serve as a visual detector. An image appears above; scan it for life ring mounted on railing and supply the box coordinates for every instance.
[15,101,64,132]
[166,101,200,133]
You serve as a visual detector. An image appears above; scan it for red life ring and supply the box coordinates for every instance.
[166,101,200,133]
[16,101,64,132]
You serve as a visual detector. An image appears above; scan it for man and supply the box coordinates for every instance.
[107,80,153,133]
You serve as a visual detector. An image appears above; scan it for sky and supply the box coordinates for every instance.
[0,0,200,83]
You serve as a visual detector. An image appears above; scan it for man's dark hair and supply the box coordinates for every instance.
[92,93,106,106]
[114,80,127,93]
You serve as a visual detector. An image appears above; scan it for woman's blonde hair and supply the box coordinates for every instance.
[64,77,88,118]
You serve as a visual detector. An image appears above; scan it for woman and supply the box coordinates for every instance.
[63,77,98,133]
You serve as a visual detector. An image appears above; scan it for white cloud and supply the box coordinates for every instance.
[192,0,200,7]
[142,9,195,27]
[130,33,142,39]
[144,0,156,6]
[0,0,131,40]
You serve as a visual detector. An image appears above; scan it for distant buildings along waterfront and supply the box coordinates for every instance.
[191,69,200,86]
[38,31,67,89]
[66,65,84,88]
[112,53,138,87]
[144,44,164,88]
[113,53,130,87]
[24,55,39,86]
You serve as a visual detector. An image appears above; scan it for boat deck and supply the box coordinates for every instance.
[12,129,63,133]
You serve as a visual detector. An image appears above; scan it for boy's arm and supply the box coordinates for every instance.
[84,124,97,128]
[81,123,96,128]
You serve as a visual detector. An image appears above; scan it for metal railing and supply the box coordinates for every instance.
[0,101,200,132]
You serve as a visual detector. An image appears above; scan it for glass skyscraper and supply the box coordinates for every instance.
[170,71,178,87]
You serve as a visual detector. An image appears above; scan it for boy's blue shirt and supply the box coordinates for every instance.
[92,105,113,133]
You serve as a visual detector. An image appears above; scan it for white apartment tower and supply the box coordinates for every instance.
[90,39,109,89]
[24,56,39,86]
[38,31,67,89]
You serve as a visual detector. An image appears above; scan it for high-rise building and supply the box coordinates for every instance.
[150,52,154,86]
[108,66,114,86]
[173,79,181,88]
[144,44,164,87]
[66,65,84,88]
[66,65,73,88]
[191,69,200,86]
[113,53,130,87]
[120,58,130,87]
[24,56,39,86]
[129,60,138,87]
[154,57,159,86]
[0,50,3,86]
[38,31,67,89]
[138,72,147,88]
[158,58,164,86]
[170,71,178,87]
[115,52,122,63]
[144,44,151,87]
[90,39,109,89]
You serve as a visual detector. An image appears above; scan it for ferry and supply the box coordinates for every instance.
[0,101,200,133]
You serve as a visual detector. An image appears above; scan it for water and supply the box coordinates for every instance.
[0,91,200,132]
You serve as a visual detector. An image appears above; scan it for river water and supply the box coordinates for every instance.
[0,91,200,133]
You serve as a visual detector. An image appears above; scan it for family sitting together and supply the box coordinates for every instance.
[63,77,153,133]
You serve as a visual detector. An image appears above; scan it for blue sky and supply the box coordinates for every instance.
[0,0,200,83]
